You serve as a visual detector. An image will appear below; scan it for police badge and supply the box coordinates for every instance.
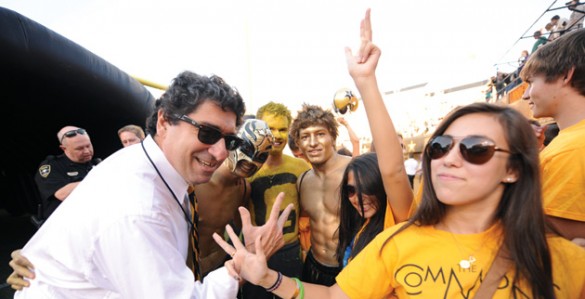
[39,165,51,178]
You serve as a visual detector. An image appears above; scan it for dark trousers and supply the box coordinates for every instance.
[301,248,341,286]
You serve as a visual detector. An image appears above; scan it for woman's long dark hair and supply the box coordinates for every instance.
[336,152,387,265]
[382,103,554,298]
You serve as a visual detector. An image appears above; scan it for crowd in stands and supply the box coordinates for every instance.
[489,2,584,102]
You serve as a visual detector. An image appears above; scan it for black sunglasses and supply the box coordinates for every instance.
[346,184,374,198]
[60,128,87,144]
[347,185,357,197]
[426,135,511,165]
[239,140,269,163]
[175,115,243,151]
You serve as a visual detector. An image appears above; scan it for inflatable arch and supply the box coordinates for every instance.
[0,7,155,215]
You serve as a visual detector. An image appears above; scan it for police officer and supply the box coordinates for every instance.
[35,126,99,220]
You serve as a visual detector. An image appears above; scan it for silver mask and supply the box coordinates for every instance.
[227,119,273,178]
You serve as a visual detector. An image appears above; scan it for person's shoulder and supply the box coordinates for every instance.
[38,154,66,167]
[372,222,418,245]
[541,122,585,157]
[566,118,585,132]
[297,167,316,187]
[337,153,352,166]
[283,154,311,168]
[384,221,411,234]
[283,154,305,163]
[39,154,59,163]
[36,155,64,178]
[547,235,585,262]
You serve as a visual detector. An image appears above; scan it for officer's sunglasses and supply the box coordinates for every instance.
[60,128,87,144]
[174,114,243,151]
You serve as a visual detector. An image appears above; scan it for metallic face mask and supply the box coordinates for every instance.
[227,119,274,178]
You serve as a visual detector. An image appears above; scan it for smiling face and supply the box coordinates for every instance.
[522,73,564,119]
[155,100,237,185]
[227,119,273,178]
[346,170,377,219]
[261,113,289,155]
[430,113,516,211]
[297,124,336,167]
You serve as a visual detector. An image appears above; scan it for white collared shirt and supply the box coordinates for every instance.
[16,136,237,299]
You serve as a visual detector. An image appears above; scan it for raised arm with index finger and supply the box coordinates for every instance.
[344,8,413,227]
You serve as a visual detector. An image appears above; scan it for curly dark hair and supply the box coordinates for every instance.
[289,104,338,144]
[146,71,245,136]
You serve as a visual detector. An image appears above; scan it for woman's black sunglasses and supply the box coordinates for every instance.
[175,115,243,151]
[60,128,87,144]
[346,184,374,198]
[426,135,511,165]
[347,185,357,197]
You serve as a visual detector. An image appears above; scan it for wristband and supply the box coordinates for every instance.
[265,271,283,292]
[291,277,304,299]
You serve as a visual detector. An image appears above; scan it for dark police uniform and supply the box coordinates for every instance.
[35,154,96,219]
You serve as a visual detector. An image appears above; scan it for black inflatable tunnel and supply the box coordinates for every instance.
[0,7,155,215]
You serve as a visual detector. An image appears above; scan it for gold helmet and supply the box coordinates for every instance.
[333,88,359,114]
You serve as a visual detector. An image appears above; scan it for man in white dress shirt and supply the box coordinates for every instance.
[11,71,290,299]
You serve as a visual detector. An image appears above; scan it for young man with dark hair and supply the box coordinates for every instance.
[521,29,585,245]
[290,104,351,286]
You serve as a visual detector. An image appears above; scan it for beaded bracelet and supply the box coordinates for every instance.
[265,271,283,292]
[291,277,304,299]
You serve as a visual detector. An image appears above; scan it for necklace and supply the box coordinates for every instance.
[459,255,476,269]
[443,224,490,270]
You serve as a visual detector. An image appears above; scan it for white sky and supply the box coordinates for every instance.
[1,0,570,144]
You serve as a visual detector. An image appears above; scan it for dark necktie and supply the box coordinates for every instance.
[187,185,201,281]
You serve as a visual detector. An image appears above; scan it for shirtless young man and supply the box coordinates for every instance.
[290,104,351,286]
[196,119,273,276]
